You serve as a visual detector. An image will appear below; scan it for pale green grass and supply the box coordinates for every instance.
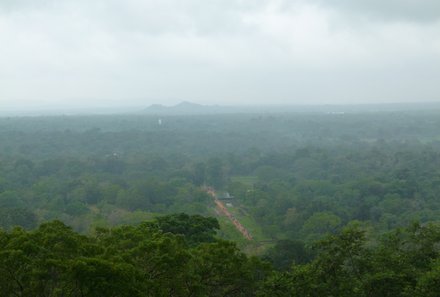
[231,175,258,186]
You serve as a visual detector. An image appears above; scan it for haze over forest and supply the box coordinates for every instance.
[2,1,440,297]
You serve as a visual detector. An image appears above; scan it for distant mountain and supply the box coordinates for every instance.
[144,101,228,114]
[143,101,440,115]
[172,101,206,111]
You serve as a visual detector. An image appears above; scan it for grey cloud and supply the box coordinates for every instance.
[0,0,54,13]
[306,0,440,22]
[1,0,439,107]
[0,0,264,35]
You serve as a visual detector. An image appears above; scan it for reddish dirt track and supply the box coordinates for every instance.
[206,188,253,241]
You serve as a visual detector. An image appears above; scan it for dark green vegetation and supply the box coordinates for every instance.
[0,215,267,297]
[2,112,440,237]
[259,222,440,297]
[1,216,440,296]
[1,110,440,295]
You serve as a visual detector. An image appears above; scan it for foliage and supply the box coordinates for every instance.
[2,112,440,294]
[0,215,270,297]
[1,219,440,296]
[259,223,440,297]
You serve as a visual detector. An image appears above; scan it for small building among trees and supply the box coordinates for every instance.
[216,192,234,200]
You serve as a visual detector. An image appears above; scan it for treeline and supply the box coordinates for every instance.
[1,112,440,159]
[2,112,440,255]
[228,147,440,243]
[0,214,267,297]
[0,154,227,231]
[3,144,440,242]
[1,215,440,296]
[260,221,440,297]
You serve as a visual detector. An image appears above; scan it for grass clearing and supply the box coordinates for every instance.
[231,176,258,186]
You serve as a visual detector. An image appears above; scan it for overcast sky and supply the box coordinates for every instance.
[1,0,440,108]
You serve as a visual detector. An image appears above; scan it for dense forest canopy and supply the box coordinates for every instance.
[1,110,440,295]
[1,215,440,296]
[1,111,440,234]
[1,111,440,159]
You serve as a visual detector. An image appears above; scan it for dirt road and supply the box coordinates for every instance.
[206,187,253,241]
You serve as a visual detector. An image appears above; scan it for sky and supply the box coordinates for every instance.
[1,0,440,109]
